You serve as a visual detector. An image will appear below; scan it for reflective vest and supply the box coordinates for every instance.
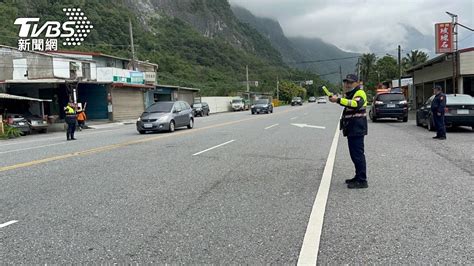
[65,106,75,115]
[337,86,368,136]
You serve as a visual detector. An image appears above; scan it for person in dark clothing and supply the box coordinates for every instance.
[64,102,77,141]
[431,86,447,140]
[329,74,369,189]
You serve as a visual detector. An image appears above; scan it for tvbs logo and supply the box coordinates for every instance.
[14,8,93,51]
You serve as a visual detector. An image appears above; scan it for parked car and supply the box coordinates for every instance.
[317,97,327,104]
[192,102,210,117]
[231,98,248,111]
[251,99,273,114]
[137,101,194,134]
[24,114,48,133]
[308,96,316,103]
[6,114,31,135]
[369,93,408,122]
[291,97,303,106]
[416,94,474,131]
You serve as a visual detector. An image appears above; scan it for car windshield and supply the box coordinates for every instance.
[193,103,202,107]
[255,100,269,104]
[145,102,174,113]
[377,94,405,101]
[447,95,474,104]
[232,100,242,103]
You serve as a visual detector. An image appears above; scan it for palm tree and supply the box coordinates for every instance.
[403,50,429,71]
[356,53,377,82]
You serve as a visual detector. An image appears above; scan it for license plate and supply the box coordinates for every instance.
[387,104,396,108]
[143,123,153,128]
[256,109,260,112]
[457,109,469,115]
[18,122,25,126]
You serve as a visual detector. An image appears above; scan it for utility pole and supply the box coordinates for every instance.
[246,65,250,93]
[357,57,361,81]
[129,17,136,71]
[446,12,458,94]
[398,45,402,90]
[339,65,343,88]
[276,76,279,101]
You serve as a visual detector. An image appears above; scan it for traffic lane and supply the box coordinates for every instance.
[317,119,473,264]
[0,106,302,168]
[1,104,341,263]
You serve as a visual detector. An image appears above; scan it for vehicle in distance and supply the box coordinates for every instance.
[192,102,210,117]
[291,97,303,106]
[137,101,194,134]
[251,99,273,114]
[416,94,474,131]
[231,98,248,111]
[369,93,408,122]
[317,97,327,104]
[6,114,31,135]
[23,113,48,133]
[308,96,316,103]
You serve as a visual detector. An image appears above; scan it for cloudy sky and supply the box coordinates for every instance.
[229,0,473,54]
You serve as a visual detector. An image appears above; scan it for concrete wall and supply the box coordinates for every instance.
[412,59,452,85]
[200,97,233,113]
[460,51,474,75]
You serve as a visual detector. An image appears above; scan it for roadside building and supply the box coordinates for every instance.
[406,47,474,109]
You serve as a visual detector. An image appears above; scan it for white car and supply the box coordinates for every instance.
[317,97,327,104]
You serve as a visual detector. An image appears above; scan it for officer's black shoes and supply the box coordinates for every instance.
[71,138,77,140]
[345,177,358,184]
[433,136,440,139]
[347,180,368,189]
[433,136,446,140]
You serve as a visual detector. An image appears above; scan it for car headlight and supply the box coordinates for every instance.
[263,104,268,108]
[251,105,255,108]
[158,115,169,122]
[137,117,141,121]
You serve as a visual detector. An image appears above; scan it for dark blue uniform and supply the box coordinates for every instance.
[431,93,446,138]
[338,86,368,184]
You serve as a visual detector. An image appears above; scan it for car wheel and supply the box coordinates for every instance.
[270,109,273,113]
[416,113,422,126]
[138,130,146,134]
[40,129,48,134]
[251,111,254,115]
[187,118,194,129]
[403,116,408,122]
[169,120,175,132]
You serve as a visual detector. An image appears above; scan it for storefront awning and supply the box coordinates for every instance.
[112,82,155,89]
[0,93,52,102]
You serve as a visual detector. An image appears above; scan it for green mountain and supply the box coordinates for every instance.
[231,5,359,84]
[0,0,329,95]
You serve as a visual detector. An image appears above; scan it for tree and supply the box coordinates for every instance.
[374,55,398,83]
[279,81,306,103]
[403,50,429,72]
[356,53,377,83]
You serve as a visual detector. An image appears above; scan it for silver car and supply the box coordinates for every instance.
[136,101,194,134]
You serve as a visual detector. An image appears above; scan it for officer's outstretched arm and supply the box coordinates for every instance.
[337,97,365,110]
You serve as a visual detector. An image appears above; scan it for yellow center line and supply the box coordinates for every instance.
[0,106,310,173]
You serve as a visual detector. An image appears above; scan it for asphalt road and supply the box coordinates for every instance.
[0,104,472,264]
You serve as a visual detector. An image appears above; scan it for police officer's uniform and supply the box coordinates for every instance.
[65,105,77,141]
[336,75,368,188]
[431,91,447,139]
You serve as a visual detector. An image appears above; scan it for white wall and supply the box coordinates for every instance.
[200,97,234,113]
[13,59,27,80]
[460,51,474,75]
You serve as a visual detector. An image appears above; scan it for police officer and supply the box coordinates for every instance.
[64,102,77,141]
[431,85,447,140]
[329,74,368,189]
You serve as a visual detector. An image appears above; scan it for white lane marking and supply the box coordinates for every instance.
[0,220,18,228]
[192,140,236,156]
[291,116,298,120]
[291,123,326,129]
[265,123,279,130]
[298,124,340,265]
[0,129,119,147]
[0,142,66,154]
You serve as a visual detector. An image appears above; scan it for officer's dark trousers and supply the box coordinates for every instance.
[66,122,76,140]
[434,114,446,138]
[347,136,367,181]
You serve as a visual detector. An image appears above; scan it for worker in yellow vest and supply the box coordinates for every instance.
[64,102,77,141]
[329,74,368,189]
